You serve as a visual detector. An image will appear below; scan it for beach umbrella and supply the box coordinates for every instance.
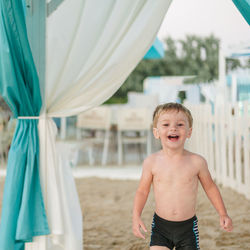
[0,0,173,249]
[232,0,250,25]
[144,37,165,59]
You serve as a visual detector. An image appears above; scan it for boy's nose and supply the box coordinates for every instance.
[170,126,177,131]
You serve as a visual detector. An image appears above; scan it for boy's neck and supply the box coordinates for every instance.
[162,147,186,158]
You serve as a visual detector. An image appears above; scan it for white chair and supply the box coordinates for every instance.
[76,106,111,165]
[117,108,152,165]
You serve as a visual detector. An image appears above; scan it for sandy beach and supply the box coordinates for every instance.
[0,176,250,249]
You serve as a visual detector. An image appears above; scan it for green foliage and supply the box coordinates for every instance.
[244,58,250,69]
[177,91,186,104]
[226,58,242,72]
[104,95,128,104]
[178,35,220,83]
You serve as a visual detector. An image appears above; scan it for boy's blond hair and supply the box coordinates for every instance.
[153,102,193,128]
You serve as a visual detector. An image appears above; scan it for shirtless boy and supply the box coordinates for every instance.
[132,102,233,250]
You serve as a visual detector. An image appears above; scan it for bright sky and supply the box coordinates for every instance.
[158,0,250,49]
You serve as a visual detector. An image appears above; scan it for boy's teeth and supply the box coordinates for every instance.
[168,135,179,140]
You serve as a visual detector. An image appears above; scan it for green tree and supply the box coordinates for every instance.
[226,58,242,72]
[244,58,250,69]
[178,35,219,83]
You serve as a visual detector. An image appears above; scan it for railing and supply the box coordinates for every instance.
[185,101,250,199]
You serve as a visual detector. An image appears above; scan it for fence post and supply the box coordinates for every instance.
[234,105,242,194]
[207,104,215,177]
[243,102,250,199]
[227,104,235,189]
[220,104,227,185]
[214,105,221,183]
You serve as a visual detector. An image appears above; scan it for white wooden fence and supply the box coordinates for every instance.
[185,101,250,200]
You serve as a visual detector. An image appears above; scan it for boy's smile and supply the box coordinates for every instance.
[168,135,179,142]
[153,110,192,149]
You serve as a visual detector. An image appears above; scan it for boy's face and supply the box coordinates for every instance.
[153,110,192,149]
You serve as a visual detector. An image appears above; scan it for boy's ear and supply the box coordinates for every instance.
[187,127,192,138]
[153,127,160,139]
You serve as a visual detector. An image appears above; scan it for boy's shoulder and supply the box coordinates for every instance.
[142,151,161,168]
[143,151,159,163]
[185,150,208,168]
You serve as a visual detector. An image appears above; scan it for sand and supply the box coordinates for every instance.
[0,177,250,249]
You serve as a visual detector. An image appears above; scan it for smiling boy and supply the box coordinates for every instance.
[132,102,232,250]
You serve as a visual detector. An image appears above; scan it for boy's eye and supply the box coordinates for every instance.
[178,124,184,126]
[163,124,169,126]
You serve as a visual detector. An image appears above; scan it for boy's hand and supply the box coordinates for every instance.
[220,215,233,232]
[133,217,147,239]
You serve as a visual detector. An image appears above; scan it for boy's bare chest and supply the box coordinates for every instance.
[152,162,198,186]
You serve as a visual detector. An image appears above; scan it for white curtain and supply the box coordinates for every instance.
[27,0,172,249]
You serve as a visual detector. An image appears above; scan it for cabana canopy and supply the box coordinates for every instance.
[0,0,172,249]
[0,1,248,249]
[232,0,250,25]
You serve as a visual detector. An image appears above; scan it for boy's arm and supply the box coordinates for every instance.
[198,157,233,232]
[132,157,153,239]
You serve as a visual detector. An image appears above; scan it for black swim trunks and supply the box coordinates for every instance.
[150,213,200,250]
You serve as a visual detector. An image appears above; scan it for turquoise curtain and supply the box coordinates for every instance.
[233,0,250,25]
[0,1,49,250]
